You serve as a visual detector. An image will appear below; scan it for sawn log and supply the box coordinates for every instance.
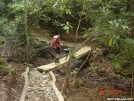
[37,46,91,72]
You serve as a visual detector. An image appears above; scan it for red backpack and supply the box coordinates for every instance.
[51,35,60,51]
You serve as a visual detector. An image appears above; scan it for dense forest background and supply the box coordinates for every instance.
[0,0,134,99]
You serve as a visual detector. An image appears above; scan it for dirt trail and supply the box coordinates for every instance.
[24,68,59,101]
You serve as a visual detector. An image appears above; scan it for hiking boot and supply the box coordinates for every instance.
[54,58,59,63]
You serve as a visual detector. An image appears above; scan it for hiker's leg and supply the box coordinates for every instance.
[55,47,61,59]
[50,51,56,58]
[54,47,61,63]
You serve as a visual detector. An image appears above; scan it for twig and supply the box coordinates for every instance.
[81,68,94,78]
[131,64,133,97]
[74,51,91,78]
[68,32,76,38]
[70,14,79,21]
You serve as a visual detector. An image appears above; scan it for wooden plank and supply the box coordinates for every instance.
[37,47,91,72]
[49,71,65,101]
[20,67,29,101]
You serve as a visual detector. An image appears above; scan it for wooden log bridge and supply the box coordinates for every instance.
[37,46,91,72]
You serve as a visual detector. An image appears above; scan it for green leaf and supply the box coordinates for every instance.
[65,9,71,14]
[66,29,69,34]
[11,69,17,76]
[108,38,113,47]
[113,38,119,48]
[0,65,6,70]
[95,24,100,32]
[99,0,102,3]
[112,60,121,69]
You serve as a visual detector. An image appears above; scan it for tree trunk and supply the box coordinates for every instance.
[131,0,134,13]
[63,36,91,94]
[131,0,134,37]
[24,0,29,63]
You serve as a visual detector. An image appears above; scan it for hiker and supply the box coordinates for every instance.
[50,35,62,63]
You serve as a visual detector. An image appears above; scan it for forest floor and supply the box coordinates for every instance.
[0,28,133,101]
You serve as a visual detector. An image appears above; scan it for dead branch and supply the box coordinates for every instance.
[74,51,91,78]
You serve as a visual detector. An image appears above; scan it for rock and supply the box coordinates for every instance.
[69,60,83,70]
[42,72,46,75]
[42,75,48,79]
[47,88,52,92]
[35,98,39,100]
